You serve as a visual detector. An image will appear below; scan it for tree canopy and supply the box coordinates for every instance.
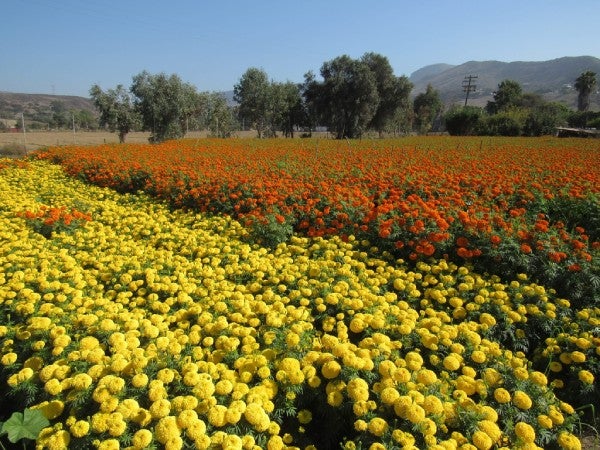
[413,84,442,134]
[575,70,597,112]
[130,71,199,143]
[302,53,411,139]
[89,84,139,143]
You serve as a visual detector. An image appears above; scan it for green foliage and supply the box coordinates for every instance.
[249,214,293,248]
[524,102,569,136]
[361,52,413,137]
[575,70,598,112]
[567,110,600,128]
[303,54,380,139]
[303,52,413,139]
[234,68,271,138]
[0,143,28,158]
[0,409,49,445]
[413,84,443,134]
[130,71,199,143]
[443,106,484,135]
[486,79,523,114]
[479,109,524,136]
[89,84,140,142]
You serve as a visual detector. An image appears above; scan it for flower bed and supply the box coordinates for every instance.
[0,158,597,449]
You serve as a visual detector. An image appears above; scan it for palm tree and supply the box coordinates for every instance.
[574,71,597,112]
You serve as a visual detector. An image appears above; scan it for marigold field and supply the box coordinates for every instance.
[0,136,599,450]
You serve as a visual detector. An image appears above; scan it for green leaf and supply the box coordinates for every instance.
[1,409,50,443]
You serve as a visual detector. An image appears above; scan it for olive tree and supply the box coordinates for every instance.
[89,84,139,142]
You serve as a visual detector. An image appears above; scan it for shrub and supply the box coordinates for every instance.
[443,106,484,135]
[0,143,28,158]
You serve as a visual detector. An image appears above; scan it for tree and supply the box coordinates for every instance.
[205,92,236,138]
[305,55,379,139]
[413,84,442,134]
[361,52,413,137]
[89,84,139,142]
[574,70,597,112]
[50,101,68,129]
[130,71,198,143]
[234,68,271,138]
[74,109,98,130]
[269,81,304,137]
[486,79,523,114]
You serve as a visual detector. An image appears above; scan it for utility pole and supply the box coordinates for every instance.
[462,75,478,106]
[21,113,27,148]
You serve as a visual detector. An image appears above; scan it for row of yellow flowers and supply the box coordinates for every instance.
[0,159,596,450]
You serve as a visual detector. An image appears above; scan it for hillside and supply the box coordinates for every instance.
[410,56,600,109]
[0,92,95,117]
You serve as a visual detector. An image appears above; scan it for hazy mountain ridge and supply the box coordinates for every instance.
[409,56,600,108]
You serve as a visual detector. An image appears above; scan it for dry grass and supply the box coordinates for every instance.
[0,130,333,153]
[0,130,212,152]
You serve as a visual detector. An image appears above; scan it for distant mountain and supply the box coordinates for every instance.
[0,91,95,118]
[409,56,600,109]
[409,63,457,84]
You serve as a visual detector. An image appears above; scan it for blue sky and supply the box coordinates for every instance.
[2,0,598,97]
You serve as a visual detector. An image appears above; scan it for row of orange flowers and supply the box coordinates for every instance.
[34,136,599,304]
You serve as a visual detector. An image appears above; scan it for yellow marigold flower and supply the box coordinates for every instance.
[131,428,152,450]
[570,351,586,363]
[578,369,594,384]
[557,431,582,450]
[512,390,532,410]
[67,420,89,438]
[472,430,493,450]
[406,403,426,424]
[347,377,369,402]
[368,443,386,450]
[417,368,438,385]
[1,352,17,365]
[44,378,63,395]
[420,418,437,436]
[327,390,344,407]
[549,406,565,425]
[423,395,444,415]
[132,373,149,388]
[478,420,501,443]
[33,400,64,420]
[150,399,171,419]
[405,351,424,371]
[470,350,486,364]
[155,416,181,445]
[321,360,342,379]
[443,354,461,371]
[560,401,575,415]
[367,417,388,437]
[515,422,536,443]
[354,419,368,432]
[97,439,120,450]
[513,367,529,381]
[244,403,270,432]
[529,371,548,386]
[222,434,244,449]
[482,368,502,386]
[575,337,592,350]
[380,387,400,406]
[537,414,553,429]
[549,361,563,372]
[206,404,227,427]
[297,409,312,424]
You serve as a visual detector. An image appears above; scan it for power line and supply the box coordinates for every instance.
[462,75,478,106]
